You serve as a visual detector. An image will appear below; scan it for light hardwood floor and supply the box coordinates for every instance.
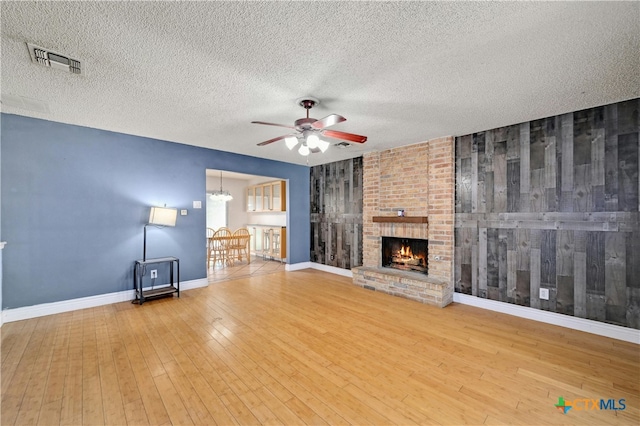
[208,255,285,283]
[1,269,639,425]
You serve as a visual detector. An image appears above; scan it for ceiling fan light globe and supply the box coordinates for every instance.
[317,139,330,152]
[285,136,298,150]
[306,134,319,149]
[298,144,310,156]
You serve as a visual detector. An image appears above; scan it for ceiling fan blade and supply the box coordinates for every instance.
[251,121,296,130]
[311,114,346,130]
[257,134,296,146]
[321,129,368,143]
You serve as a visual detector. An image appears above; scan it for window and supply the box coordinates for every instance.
[206,195,227,230]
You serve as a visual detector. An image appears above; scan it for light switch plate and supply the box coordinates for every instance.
[180,209,188,216]
[193,201,202,209]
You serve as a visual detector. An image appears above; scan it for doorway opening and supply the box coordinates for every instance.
[205,169,288,278]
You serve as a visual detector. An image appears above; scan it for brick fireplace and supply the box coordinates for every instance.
[352,136,455,307]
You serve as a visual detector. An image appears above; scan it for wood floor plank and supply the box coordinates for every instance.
[153,373,194,425]
[1,269,638,425]
[60,311,85,425]
[81,310,105,425]
[1,318,37,396]
[145,307,237,425]
[260,360,350,425]
[216,387,261,425]
[163,360,217,425]
[37,315,72,425]
[95,307,127,425]
[120,311,171,426]
[253,386,306,425]
[326,363,429,424]
[0,319,39,424]
[283,395,330,426]
[123,399,150,425]
[14,316,57,426]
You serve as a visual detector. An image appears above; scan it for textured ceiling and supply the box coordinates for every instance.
[1,1,638,167]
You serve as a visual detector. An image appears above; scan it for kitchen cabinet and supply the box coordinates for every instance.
[270,182,284,211]
[247,187,255,211]
[255,185,263,211]
[265,226,286,260]
[248,225,286,261]
[263,184,271,210]
[246,181,286,212]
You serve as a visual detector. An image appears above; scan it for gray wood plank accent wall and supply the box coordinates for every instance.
[310,157,363,269]
[455,98,640,329]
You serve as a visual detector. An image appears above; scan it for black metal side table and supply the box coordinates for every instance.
[133,256,180,304]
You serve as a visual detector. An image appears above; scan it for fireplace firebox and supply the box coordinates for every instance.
[382,237,428,275]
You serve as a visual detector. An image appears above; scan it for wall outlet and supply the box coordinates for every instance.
[150,269,158,279]
[539,288,549,300]
[330,254,335,261]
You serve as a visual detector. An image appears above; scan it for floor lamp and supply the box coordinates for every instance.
[143,206,177,261]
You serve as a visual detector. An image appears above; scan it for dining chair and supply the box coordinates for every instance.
[209,228,232,267]
[228,228,251,265]
[206,227,215,265]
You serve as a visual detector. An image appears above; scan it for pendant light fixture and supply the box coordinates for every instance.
[210,171,233,202]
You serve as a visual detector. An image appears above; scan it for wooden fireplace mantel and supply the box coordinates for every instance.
[372,216,428,224]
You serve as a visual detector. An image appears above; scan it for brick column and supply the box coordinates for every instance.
[427,136,455,285]
[362,152,380,267]
[355,137,454,307]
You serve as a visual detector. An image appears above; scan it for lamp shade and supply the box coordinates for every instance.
[148,206,177,226]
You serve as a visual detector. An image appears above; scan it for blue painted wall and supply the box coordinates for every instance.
[1,114,310,309]
[0,123,3,317]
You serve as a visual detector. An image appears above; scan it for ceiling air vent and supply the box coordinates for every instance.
[27,43,82,74]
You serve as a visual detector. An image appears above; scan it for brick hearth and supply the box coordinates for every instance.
[353,136,455,308]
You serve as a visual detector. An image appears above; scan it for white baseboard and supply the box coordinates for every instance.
[453,293,640,344]
[285,262,354,278]
[2,278,208,324]
[181,278,208,291]
[285,261,312,271]
[310,262,353,278]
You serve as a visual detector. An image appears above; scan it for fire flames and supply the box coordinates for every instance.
[399,245,412,258]
[393,245,423,266]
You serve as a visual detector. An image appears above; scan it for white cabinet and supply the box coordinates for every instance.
[246,181,286,212]
[248,225,286,261]
[255,185,263,211]
[271,183,283,211]
[263,184,271,211]
[247,187,255,211]
[266,227,286,260]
